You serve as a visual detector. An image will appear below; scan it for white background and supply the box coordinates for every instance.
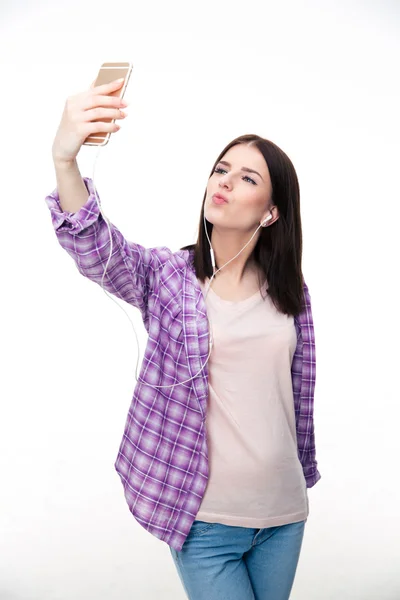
[0,0,399,598]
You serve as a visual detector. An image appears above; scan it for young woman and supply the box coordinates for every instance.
[47,77,321,600]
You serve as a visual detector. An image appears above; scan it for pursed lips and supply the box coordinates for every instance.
[212,193,229,204]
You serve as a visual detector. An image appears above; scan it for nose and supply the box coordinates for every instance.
[218,173,232,189]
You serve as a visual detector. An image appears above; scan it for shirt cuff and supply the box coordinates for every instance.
[44,176,102,235]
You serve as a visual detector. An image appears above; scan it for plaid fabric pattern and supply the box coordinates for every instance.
[45,177,321,552]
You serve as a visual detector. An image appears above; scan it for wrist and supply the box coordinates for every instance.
[52,154,77,170]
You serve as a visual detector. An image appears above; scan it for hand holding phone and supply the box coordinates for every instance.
[52,62,133,164]
[84,62,132,146]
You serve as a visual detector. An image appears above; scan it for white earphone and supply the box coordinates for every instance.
[261,214,273,226]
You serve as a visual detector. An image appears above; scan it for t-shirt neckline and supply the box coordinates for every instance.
[202,277,268,308]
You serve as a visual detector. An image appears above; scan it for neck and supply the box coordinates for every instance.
[210,225,260,284]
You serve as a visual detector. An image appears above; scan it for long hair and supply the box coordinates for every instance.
[180,134,305,317]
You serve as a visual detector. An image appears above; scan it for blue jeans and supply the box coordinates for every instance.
[169,519,306,600]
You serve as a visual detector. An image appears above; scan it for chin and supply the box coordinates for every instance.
[204,208,218,224]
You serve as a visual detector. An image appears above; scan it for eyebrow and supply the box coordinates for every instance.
[218,160,264,181]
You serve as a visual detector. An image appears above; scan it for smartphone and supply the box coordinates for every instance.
[83,61,133,147]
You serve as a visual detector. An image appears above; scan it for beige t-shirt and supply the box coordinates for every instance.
[195,277,309,527]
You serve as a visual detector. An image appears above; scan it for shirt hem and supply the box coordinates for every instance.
[194,509,308,528]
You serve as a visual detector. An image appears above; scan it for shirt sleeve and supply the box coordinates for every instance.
[44,176,171,330]
[292,280,322,488]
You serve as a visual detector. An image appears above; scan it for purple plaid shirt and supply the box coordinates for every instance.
[45,176,321,552]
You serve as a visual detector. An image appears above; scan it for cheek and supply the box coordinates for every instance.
[244,188,264,207]
[235,193,266,221]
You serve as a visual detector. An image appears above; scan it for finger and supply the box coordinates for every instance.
[82,93,127,110]
[84,107,126,122]
[91,78,125,94]
[85,121,121,134]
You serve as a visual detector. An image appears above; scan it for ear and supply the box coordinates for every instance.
[261,206,279,226]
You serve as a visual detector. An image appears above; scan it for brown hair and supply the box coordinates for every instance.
[180,134,305,317]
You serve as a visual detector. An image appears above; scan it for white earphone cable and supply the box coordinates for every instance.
[91,146,142,384]
[90,147,270,389]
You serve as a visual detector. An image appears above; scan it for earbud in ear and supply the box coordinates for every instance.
[261,214,273,226]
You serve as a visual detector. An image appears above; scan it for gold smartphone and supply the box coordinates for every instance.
[83,62,133,146]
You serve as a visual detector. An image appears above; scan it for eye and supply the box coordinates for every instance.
[214,167,257,185]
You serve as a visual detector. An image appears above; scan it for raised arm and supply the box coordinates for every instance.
[46,77,171,329]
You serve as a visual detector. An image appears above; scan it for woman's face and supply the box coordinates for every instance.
[204,143,275,230]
